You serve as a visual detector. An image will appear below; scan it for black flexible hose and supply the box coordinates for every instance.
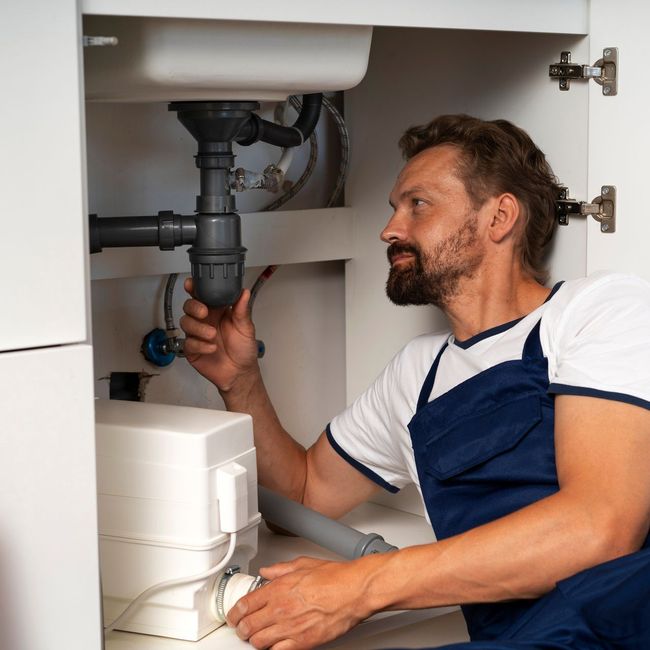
[164,273,178,331]
[237,93,323,148]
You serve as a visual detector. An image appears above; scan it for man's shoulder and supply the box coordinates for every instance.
[541,271,650,353]
[401,331,450,358]
[385,331,450,380]
[549,270,650,314]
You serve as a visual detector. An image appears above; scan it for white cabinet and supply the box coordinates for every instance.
[0,3,100,650]
[587,0,650,279]
[0,0,89,351]
[0,345,101,650]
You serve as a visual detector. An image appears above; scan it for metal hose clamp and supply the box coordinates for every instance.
[215,566,240,622]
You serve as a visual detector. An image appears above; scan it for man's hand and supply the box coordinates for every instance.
[180,279,259,392]
[227,556,375,650]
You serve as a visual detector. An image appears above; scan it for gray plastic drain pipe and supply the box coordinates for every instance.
[258,485,398,559]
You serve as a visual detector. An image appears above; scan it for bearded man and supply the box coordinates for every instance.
[180,115,650,650]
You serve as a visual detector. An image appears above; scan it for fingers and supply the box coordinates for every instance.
[183,297,209,320]
[259,557,327,580]
[184,277,194,296]
[226,588,260,627]
[179,296,219,355]
[231,602,304,650]
[179,312,216,340]
[269,640,301,650]
[232,607,274,643]
[182,336,217,356]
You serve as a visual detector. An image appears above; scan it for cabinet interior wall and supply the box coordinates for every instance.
[88,26,590,517]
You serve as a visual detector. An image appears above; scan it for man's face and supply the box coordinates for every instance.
[383,145,487,308]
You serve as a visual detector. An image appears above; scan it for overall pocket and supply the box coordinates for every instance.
[412,394,557,539]
[424,394,543,481]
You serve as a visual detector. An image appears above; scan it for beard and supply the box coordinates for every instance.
[386,216,484,308]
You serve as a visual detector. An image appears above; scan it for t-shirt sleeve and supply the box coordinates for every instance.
[547,273,650,409]
[327,349,414,493]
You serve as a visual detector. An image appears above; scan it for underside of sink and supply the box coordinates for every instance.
[83,16,373,102]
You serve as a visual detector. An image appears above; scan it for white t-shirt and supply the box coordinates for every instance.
[328,271,650,494]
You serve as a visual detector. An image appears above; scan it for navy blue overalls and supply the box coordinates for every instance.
[399,309,650,649]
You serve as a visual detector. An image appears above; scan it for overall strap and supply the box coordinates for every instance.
[416,341,449,412]
[522,281,563,362]
[522,319,544,361]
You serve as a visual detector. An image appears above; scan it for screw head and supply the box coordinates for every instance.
[604,49,612,57]
[603,86,611,95]
[602,186,610,194]
[602,223,610,232]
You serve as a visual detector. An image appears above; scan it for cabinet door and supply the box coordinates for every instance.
[587,0,650,279]
[0,0,89,351]
[0,345,101,650]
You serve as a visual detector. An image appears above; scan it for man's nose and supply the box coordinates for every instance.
[380,210,407,244]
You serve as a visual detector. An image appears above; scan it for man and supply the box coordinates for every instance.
[180,115,650,650]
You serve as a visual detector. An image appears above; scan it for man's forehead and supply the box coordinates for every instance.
[390,144,463,197]
[401,143,461,176]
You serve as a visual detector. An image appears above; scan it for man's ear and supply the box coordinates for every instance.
[487,193,521,243]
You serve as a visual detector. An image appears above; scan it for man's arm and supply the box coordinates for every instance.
[180,282,379,515]
[228,395,650,649]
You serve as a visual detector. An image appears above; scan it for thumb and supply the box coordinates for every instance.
[232,289,252,325]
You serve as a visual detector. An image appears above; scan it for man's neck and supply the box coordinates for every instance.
[443,269,552,343]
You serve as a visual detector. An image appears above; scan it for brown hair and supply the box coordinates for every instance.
[399,114,560,284]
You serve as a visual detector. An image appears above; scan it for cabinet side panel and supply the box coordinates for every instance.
[0,0,88,350]
[587,1,650,279]
[0,345,101,650]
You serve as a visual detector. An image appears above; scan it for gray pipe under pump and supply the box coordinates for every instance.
[258,485,398,559]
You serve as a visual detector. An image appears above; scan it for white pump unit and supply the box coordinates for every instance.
[95,399,261,641]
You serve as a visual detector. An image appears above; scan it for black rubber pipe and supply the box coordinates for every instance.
[237,93,323,148]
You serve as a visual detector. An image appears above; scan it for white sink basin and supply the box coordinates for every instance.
[83,16,373,102]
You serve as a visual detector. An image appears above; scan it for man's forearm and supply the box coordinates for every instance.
[220,367,308,501]
[358,490,638,613]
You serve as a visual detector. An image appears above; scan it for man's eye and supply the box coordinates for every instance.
[413,198,426,207]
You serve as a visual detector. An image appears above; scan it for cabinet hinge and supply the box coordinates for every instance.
[556,186,616,233]
[549,48,618,96]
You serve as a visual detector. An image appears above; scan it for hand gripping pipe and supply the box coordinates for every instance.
[258,485,398,559]
[88,94,323,307]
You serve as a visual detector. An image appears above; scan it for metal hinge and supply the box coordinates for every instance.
[556,186,616,233]
[549,48,618,95]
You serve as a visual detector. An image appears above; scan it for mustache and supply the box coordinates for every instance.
[387,243,421,263]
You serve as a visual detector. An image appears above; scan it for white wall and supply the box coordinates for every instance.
[346,27,589,402]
